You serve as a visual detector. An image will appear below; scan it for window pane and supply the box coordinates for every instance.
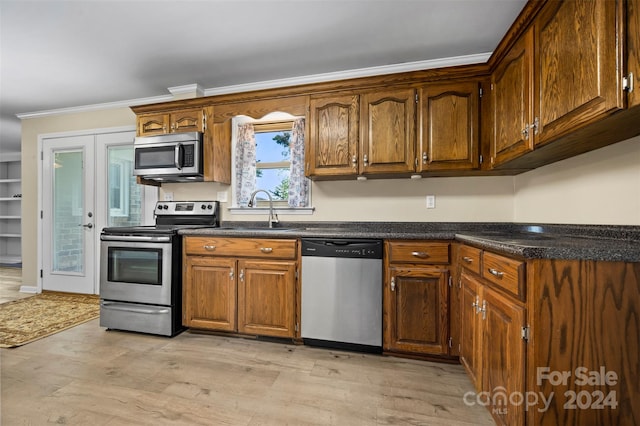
[53,151,84,273]
[255,131,290,162]
[255,168,289,201]
[107,146,144,226]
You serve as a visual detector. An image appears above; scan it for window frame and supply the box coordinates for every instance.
[253,121,293,208]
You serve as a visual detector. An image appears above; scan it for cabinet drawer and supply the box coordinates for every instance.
[459,245,481,274]
[185,237,297,259]
[482,251,525,300]
[387,241,450,264]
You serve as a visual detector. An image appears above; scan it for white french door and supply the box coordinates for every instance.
[41,129,156,294]
[42,135,96,293]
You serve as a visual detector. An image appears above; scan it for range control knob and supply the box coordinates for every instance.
[201,204,207,210]
[207,204,213,210]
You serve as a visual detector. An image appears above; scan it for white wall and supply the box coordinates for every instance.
[163,176,515,223]
[514,135,640,225]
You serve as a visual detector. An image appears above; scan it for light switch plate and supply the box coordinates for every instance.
[164,192,174,201]
[217,191,228,203]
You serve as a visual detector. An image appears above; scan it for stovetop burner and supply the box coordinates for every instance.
[101,201,219,236]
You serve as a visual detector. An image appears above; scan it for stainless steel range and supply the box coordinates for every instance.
[99,201,219,336]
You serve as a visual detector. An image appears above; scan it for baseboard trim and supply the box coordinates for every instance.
[19,286,38,294]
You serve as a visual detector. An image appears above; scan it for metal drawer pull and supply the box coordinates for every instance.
[260,247,273,253]
[411,251,429,258]
[488,268,504,278]
[462,256,473,263]
[391,277,396,291]
[204,245,216,251]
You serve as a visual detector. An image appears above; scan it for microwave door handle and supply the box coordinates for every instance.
[174,143,184,170]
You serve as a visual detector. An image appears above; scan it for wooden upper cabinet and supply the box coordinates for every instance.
[170,108,204,133]
[418,81,480,172]
[137,113,170,136]
[491,29,534,168]
[136,108,204,136]
[628,0,640,108]
[307,93,359,177]
[534,0,624,146]
[361,88,416,174]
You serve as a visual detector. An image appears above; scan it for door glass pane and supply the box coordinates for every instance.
[53,151,84,273]
[107,146,143,227]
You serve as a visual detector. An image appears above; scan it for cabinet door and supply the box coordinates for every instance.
[418,82,480,171]
[534,0,623,146]
[170,108,204,133]
[237,259,296,338]
[384,266,449,355]
[491,29,534,167]
[482,287,526,426]
[307,94,359,177]
[628,0,640,108]
[137,113,169,136]
[183,256,237,331]
[460,271,483,392]
[361,88,416,174]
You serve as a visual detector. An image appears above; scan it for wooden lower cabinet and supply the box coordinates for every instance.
[458,245,639,426]
[482,285,526,426]
[183,256,236,331]
[237,259,296,338]
[385,266,449,355]
[460,270,483,392]
[182,237,298,339]
[383,241,453,358]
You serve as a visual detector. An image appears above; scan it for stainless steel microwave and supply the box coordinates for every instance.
[133,132,203,182]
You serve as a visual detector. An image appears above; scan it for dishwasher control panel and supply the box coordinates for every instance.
[301,239,383,259]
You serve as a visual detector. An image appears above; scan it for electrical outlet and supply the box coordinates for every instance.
[217,191,228,203]
[164,192,174,201]
[426,195,436,209]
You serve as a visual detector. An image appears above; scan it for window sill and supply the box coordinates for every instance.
[228,207,315,215]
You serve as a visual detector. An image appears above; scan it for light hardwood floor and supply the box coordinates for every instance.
[1,318,496,425]
[0,267,30,304]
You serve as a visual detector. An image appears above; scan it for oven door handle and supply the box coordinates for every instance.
[100,235,172,243]
[101,301,170,315]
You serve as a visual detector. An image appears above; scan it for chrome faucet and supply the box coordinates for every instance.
[248,189,279,228]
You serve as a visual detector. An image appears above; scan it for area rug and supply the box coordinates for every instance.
[0,292,100,348]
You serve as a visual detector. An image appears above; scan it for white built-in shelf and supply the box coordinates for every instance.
[0,233,21,238]
[0,216,21,220]
[0,154,21,264]
[0,179,20,183]
[0,197,21,201]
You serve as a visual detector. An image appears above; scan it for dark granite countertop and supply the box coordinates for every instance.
[179,222,640,262]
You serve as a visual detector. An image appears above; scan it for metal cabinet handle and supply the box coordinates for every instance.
[411,251,429,259]
[462,256,473,263]
[229,269,234,280]
[522,124,530,139]
[532,117,539,135]
[422,152,428,164]
[481,300,487,320]
[488,268,504,278]
[363,154,369,167]
[239,269,244,281]
[204,245,216,251]
[391,277,396,291]
[352,155,357,168]
[260,247,273,253]
[473,295,480,314]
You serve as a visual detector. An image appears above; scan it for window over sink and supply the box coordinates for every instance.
[231,112,312,215]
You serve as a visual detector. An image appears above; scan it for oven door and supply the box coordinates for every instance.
[100,235,174,306]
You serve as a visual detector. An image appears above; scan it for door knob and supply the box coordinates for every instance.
[80,223,93,229]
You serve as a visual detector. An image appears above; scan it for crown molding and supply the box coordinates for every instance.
[16,52,491,120]
[203,53,491,96]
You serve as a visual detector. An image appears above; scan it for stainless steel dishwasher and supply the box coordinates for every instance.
[301,238,383,353]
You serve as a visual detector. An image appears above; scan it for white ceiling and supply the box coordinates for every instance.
[0,0,527,153]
